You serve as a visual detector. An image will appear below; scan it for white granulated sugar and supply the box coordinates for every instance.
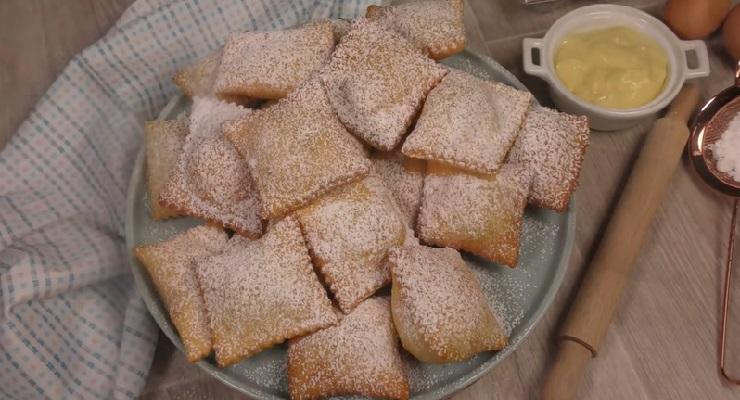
[711,113,740,182]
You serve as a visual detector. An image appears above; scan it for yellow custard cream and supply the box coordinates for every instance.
[554,26,668,109]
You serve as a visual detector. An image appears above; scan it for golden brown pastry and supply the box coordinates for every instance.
[225,79,370,220]
[371,150,426,227]
[194,217,339,367]
[366,0,466,59]
[388,245,507,363]
[320,18,447,151]
[288,297,409,400]
[402,69,531,174]
[144,119,187,220]
[296,176,406,313]
[172,50,255,105]
[416,161,530,267]
[214,22,335,99]
[509,106,589,212]
[159,97,262,238]
[134,225,229,362]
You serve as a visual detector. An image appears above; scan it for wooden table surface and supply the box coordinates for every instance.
[3,0,740,399]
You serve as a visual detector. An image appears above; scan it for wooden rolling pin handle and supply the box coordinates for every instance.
[541,84,700,400]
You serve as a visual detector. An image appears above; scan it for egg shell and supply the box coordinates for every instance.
[723,5,740,61]
[664,0,731,40]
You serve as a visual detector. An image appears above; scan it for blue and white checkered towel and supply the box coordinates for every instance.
[0,1,374,398]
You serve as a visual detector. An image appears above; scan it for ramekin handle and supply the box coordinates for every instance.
[523,38,549,79]
[681,40,710,79]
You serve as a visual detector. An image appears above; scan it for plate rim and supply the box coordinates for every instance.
[125,48,576,400]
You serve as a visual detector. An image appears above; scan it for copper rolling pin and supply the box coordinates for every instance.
[541,84,701,400]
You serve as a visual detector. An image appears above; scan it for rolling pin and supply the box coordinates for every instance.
[541,84,701,400]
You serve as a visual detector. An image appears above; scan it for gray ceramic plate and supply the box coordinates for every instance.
[126,50,575,400]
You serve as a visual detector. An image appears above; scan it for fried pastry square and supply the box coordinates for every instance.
[195,217,339,367]
[366,0,465,60]
[173,50,222,97]
[214,22,335,99]
[417,161,530,267]
[402,70,532,174]
[159,97,262,238]
[225,80,370,220]
[509,107,589,212]
[134,225,229,362]
[371,151,426,227]
[296,176,406,313]
[145,119,188,220]
[303,18,352,43]
[172,50,255,105]
[320,18,447,151]
[388,245,507,363]
[288,297,409,400]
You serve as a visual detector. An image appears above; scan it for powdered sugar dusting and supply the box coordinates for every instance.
[402,69,531,174]
[366,0,465,59]
[134,225,228,362]
[215,22,335,98]
[287,298,408,400]
[225,79,371,219]
[417,162,531,267]
[144,120,188,220]
[389,246,507,362]
[296,176,405,313]
[371,151,426,227]
[321,18,447,151]
[159,98,262,238]
[509,106,589,212]
[195,217,338,367]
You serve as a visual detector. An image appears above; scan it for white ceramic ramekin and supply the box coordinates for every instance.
[522,5,710,131]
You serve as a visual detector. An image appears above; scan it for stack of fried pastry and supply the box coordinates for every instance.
[135,1,589,399]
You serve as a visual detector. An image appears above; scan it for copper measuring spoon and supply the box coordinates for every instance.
[688,60,740,384]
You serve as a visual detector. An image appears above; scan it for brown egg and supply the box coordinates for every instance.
[724,5,740,61]
[664,0,731,39]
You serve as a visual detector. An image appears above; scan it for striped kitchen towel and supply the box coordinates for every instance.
[0,1,375,399]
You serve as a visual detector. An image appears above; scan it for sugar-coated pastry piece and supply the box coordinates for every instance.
[321,18,447,151]
[172,50,255,105]
[214,23,335,99]
[509,107,589,212]
[288,298,409,400]
[225,80,370,219]
[417,162,530,267]
[144,119,188,220]
[159,97,262,238]
[195,217,339,367]
[366,0,465,60]
[173,50,222,96]
[134,225,228,362]
[371,151,426,227]
[402,70,532,174]
[388,245,507,363]
[296,176,406,313]
[303,18,352,43]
